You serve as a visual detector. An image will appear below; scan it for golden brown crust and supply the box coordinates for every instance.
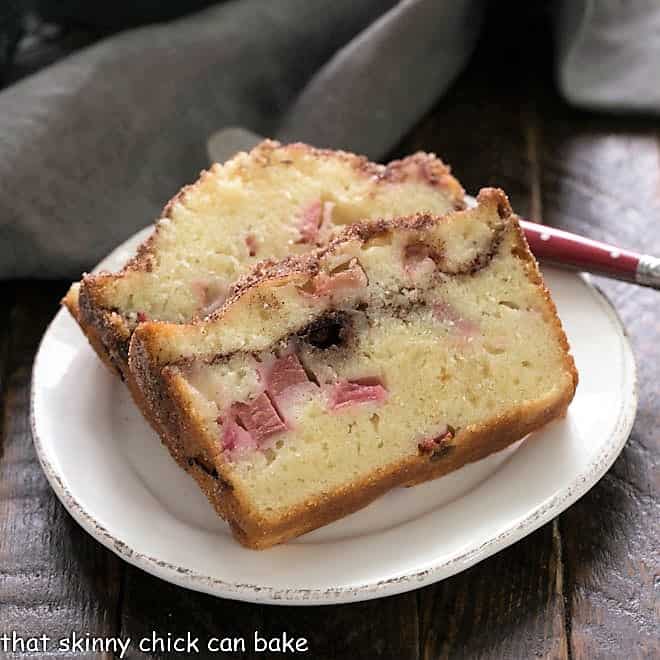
[62,285,126,379]
[77,275,133,375]
[504,215,578,396]
[128,196,578,549]
[62,285,178,448]
[128,324,242,528]
[250,141,465,203]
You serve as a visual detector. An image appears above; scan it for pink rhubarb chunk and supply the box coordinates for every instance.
[404,242,436,279]
[245,233,258,257]
[231,393,287,444]
[296,199,323,244]
[314,263,368,297]
[418,426,454,454]
[329,377,388,410]
[267,353,311,399]
[220,416,257,452]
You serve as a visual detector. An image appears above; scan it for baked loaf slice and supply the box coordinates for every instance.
[63,140,464,395]
[129,189,578,549]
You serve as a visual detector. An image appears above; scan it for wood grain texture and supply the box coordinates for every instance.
[0,282,123,657]
[416,524,569,660]
[118,562,419,659]
[540,100,660,660]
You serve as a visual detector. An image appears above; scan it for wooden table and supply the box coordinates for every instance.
[1,7,658,659]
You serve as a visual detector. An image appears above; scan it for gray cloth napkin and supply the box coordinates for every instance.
[556,0,660,114]
[1,0,658,279]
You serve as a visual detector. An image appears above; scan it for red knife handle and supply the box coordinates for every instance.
[520,219,660,289]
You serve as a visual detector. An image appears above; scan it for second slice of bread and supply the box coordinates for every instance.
[64,140,464,387]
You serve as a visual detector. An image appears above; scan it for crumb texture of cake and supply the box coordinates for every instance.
[68,139,464,383]
[129,189,578,549]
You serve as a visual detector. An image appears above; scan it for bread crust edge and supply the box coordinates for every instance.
[127,196,578,549]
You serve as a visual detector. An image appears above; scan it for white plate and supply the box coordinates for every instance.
[31,227,637,605]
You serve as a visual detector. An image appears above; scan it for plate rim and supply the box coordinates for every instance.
[31,261,637,606]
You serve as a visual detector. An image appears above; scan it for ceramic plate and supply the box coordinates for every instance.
[31,227,637,605]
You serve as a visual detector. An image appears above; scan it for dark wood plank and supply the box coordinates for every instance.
[0,281,123,658]
[118,576,260,660]
[119,562,419,659]
[245,593,419,660]
[0,283,14,436]
[417,525,568,660]
[540,101,660,659]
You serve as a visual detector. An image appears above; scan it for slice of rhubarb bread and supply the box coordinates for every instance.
[129,189,578,549]
[63,140,464,387]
